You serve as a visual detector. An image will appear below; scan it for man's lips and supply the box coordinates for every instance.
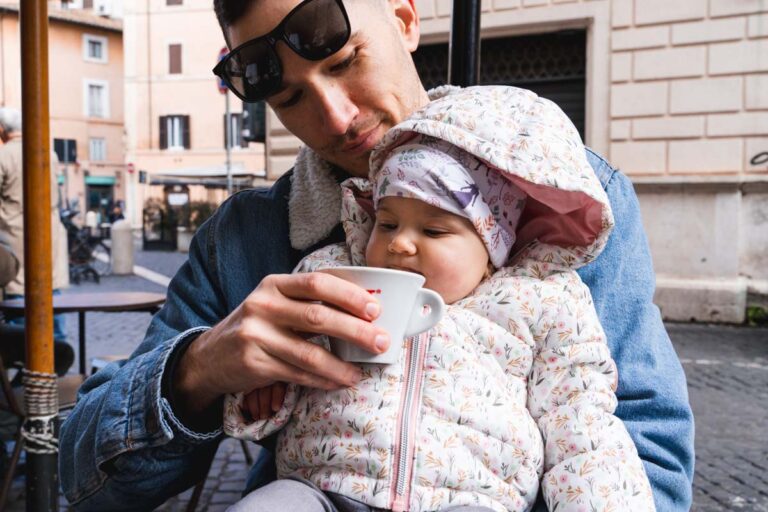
[341,124,380,155]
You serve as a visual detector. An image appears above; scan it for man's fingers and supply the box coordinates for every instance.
[256,348,349,390]
[258,387,271,420]
[262,333,362,387]
[260,296,389,356]
[272,272,382,323]
[244,390,260,421]
[271,382,286,412]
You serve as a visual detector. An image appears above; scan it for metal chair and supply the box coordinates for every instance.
[185,438,254,512]
[0,355,85,509]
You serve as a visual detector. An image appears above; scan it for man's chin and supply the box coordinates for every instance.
[326,152,372,178]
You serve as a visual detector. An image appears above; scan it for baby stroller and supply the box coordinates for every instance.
[60,207,111,284]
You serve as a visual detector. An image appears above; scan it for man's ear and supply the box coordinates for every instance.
[389,0,420,52]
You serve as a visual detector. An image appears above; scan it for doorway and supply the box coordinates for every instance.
[412,30,587,140]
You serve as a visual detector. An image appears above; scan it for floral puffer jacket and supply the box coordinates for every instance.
[224,86,655,512]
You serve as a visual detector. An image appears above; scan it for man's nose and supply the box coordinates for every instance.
[313,82,358,137]
[388,234,417,255]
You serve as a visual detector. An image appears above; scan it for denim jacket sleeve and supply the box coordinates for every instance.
[578,149,695,512]
[59,176,297,510]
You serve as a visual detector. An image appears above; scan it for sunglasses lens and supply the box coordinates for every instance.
[225,42,281,102]
[284,0,350,60]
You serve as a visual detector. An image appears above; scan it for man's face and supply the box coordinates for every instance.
[366,196,491,304]
[226,0,429,177]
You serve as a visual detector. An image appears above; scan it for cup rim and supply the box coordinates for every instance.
[319,265,425,283]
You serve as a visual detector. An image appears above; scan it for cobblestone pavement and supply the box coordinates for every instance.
[5,247,768,510]
[670,323,768,512]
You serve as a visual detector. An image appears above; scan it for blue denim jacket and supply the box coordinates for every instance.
[60,150,694,511]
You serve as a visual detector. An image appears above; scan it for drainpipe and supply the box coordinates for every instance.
[448,0,482,87]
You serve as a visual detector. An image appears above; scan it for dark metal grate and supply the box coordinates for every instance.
[412,30,587,138]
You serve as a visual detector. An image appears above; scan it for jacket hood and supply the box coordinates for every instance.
[369,85,614,269]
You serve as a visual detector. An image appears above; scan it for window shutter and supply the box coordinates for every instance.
[239,114,247,148]
[159,116,167,150]
[169,44,182,74]
[182,115,191,149]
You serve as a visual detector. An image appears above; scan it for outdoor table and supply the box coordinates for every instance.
[0,291,166,376]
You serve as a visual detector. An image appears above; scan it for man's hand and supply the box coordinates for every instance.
[243,382,287,421]
[172,272,389,416]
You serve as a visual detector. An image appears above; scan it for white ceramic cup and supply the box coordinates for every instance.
[319,266,445,364]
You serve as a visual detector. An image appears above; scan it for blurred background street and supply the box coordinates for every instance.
[3,239,766,511]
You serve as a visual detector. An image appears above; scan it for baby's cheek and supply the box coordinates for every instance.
[365,237,386,267]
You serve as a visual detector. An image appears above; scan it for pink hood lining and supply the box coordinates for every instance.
[369,87,614,269]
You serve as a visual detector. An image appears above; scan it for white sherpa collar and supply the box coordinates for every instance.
[288,86,460,251]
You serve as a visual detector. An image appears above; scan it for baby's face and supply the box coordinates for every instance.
[366,196,490,304]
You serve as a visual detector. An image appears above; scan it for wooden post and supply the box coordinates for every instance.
[20,0,58,510]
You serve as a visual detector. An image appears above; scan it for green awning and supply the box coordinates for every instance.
[57,175,64,184]
[85,176,116,186]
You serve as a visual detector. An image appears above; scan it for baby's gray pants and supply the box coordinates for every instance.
[226,476,496,512]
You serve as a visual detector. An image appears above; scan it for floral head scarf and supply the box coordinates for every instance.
[372,134,527,268]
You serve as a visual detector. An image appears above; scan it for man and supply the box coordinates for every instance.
[60,1,694,510]
[0,107,71,352]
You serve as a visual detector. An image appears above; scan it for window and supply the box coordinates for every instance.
[166,0,182,5]
[159,115,190,150]
[83,0,94,8]
[89,138,106,161]
[168,44,182,74]
[84,80,110,118]
[53,138,77,163]
[223,113,248,149]
[83,34,108,63]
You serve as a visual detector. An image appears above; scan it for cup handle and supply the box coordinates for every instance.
[404,288,445,337]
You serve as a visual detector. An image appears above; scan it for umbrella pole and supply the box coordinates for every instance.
[20,0,59,510]
[448,0,482,87]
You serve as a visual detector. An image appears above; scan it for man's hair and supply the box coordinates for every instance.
[213,0,386,43]
[213,0,252,34]
[0,107,21,135]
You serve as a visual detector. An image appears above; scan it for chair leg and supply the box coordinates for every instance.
[240,440,254,466]
[185,445,217,512]
[185,478,206,512]
[0,429,24,511]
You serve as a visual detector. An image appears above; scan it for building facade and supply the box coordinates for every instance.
[122,0,267,229]
[265,0,768,323]
[0,4,125,224]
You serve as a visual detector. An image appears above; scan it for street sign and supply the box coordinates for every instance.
[217,46,228,94]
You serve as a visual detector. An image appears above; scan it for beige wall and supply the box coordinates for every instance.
[0,8,125,217]
[265,0,768,322]
[124,0,266,227]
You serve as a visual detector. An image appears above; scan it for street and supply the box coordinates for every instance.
[6,244,768,511]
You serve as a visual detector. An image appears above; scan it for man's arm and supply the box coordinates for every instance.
[60,182,389,510]
[578,149,695,512]
[59,207,229,509]
[0,231,19,287]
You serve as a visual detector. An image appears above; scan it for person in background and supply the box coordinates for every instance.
[0,107,72,367]
[109,201,125,224]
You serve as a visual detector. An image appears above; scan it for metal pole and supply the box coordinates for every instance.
[225,93,232,195]
[20,0,58,510]
[448,0,482,87]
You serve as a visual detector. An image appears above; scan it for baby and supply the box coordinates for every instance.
[224,86,655,512]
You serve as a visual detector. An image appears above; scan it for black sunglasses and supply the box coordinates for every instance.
[213,0,351,103]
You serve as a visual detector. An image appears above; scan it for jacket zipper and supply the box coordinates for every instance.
[390,332,428,512]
